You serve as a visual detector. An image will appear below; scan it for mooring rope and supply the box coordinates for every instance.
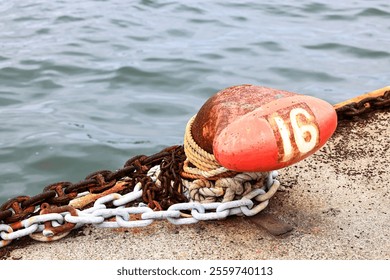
[181,115,273,203]
[182,114,239,182]
[183,115,225,172]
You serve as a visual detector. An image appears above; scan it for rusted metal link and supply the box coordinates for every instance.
[141,146,178,165]
[42,182,78,205]
[85,171,116,193]
[373,90,390,107]
[85,170,113,181]
[0,196,36,223]
[147,200,163,211]
[154,146,188,209]
[106,166,136,182]
[39,203,77,236]
[337,104,368,116]
[124,154,147,167]
[0,191,57,223]
[63,179,95,195]
[0,210,12,221]
[21,191,57,208]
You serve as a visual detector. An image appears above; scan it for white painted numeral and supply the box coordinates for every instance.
[274,115,294,162]
[272,108,319,162]
[290,108,318,154]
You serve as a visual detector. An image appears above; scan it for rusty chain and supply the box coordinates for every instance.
[0,145,186,226]
[335,90,390,118]
[1,176,280,249]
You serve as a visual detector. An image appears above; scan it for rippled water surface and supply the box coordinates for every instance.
[1,0,389,203]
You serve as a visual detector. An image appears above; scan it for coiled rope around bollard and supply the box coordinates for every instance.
[181,114,275,203]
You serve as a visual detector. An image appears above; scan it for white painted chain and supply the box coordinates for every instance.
[0,171,280,248]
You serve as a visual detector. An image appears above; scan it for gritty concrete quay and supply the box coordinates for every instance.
[1,109,389,260]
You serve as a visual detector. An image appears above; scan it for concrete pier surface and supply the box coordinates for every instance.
[1,109,389,260]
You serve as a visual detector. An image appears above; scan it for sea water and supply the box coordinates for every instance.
[0,0,389,202]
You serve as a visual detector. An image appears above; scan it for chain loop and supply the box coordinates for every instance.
[0,224,13,247]
[38,203,78,236]
[166,203,206,225]
[1,224,39,241]
[0,196,35,223]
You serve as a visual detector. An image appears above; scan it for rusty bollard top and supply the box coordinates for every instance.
[191,84,337,172]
